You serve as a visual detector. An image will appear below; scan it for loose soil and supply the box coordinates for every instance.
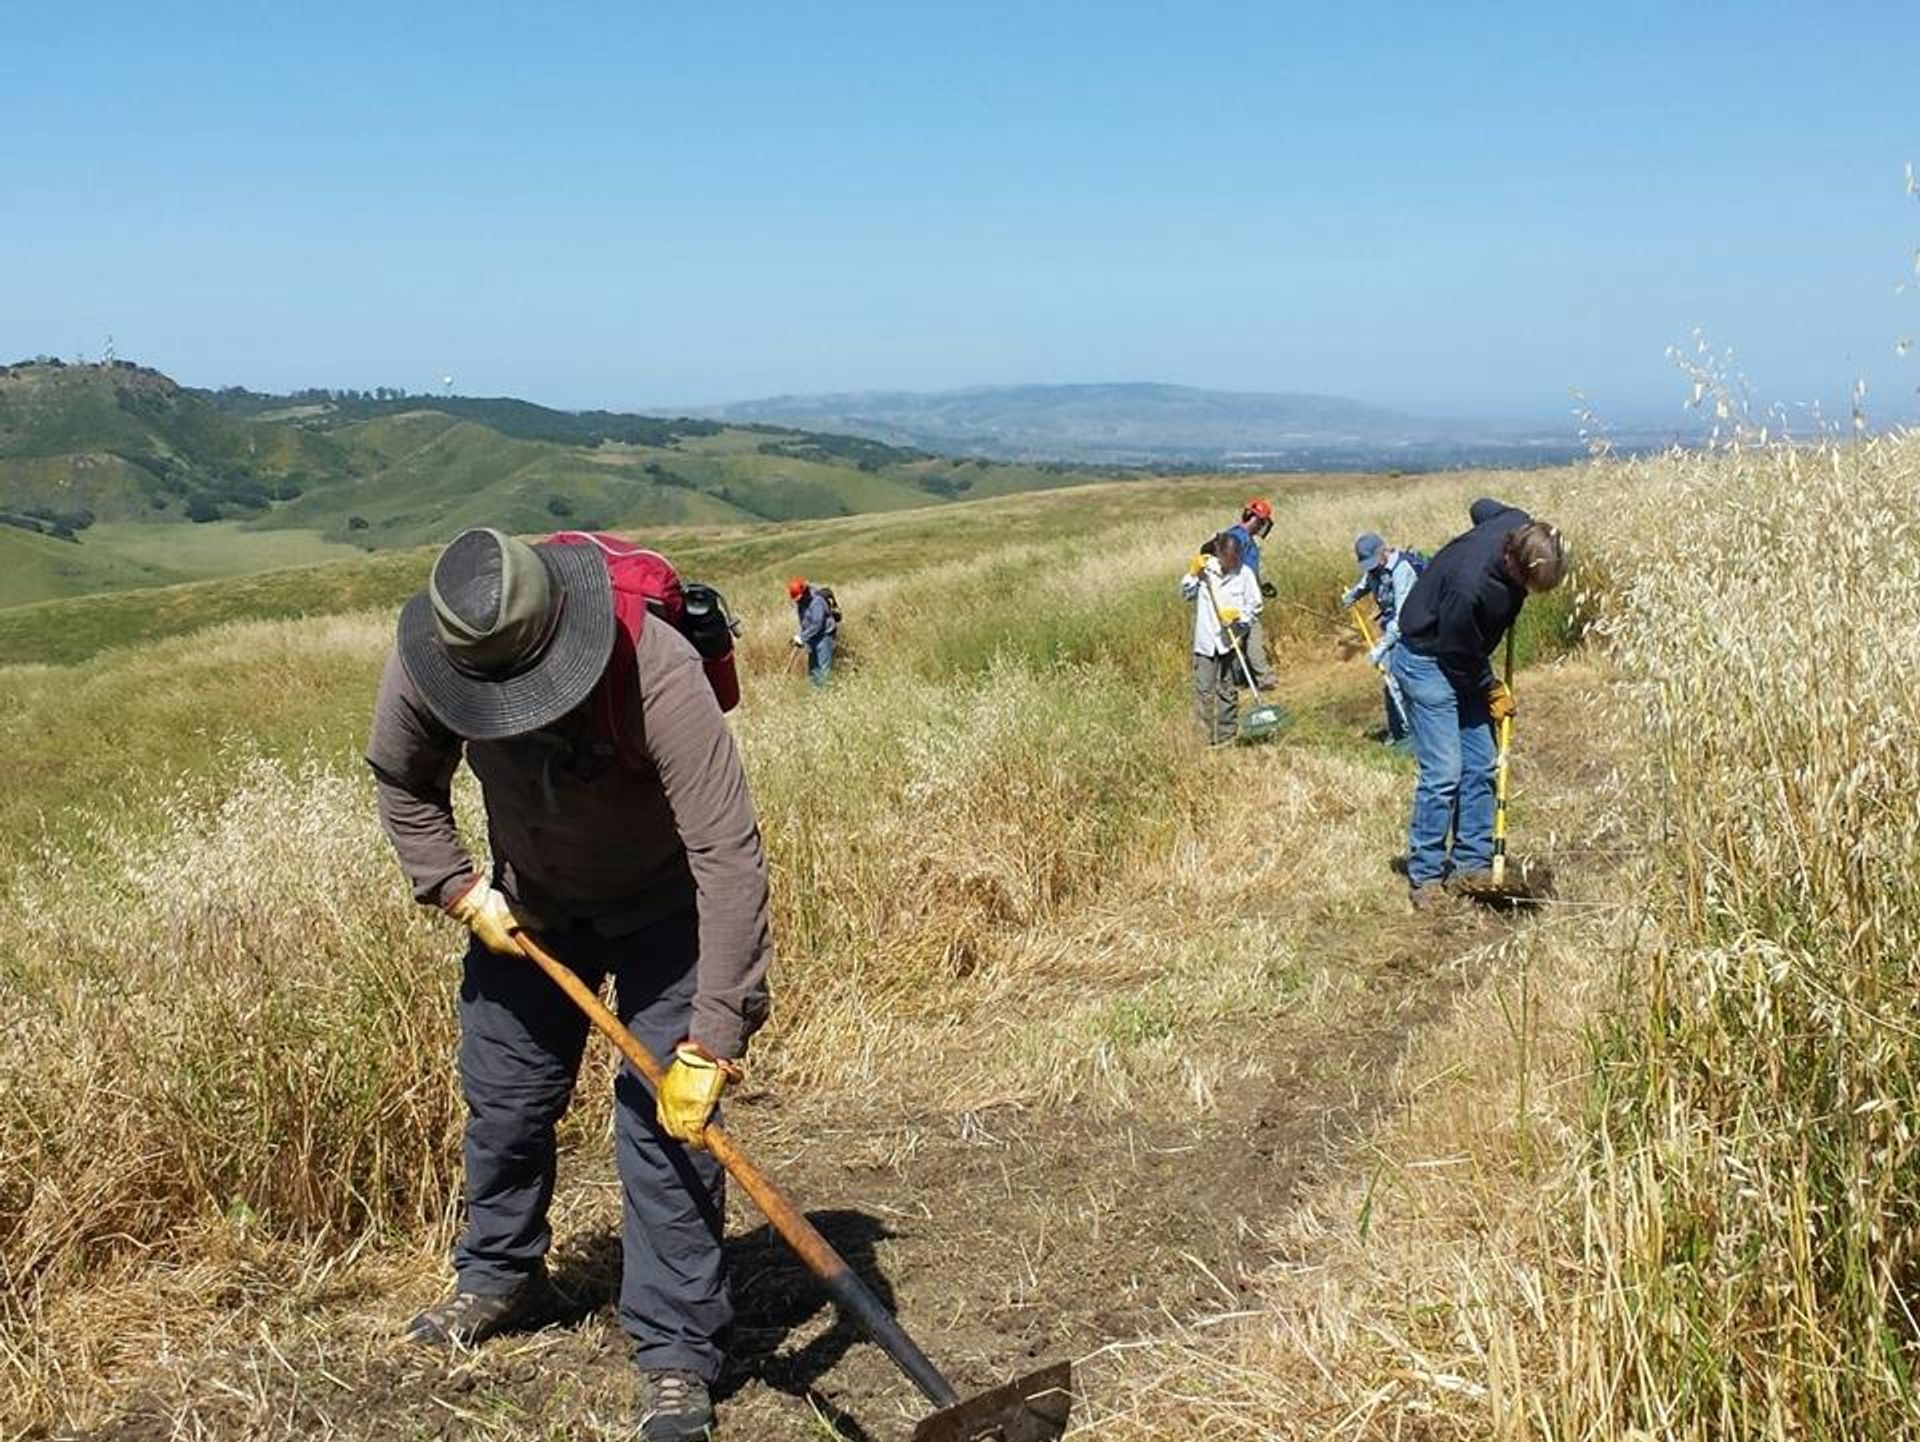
[52,678,1600,1442]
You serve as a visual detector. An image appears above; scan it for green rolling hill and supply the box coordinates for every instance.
[0,359,1117,613]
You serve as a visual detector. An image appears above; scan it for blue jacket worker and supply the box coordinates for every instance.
[788,577,838,687]
[1342,532,1424,744]
[1220,497,1278,690]
[1389,500,1569,909]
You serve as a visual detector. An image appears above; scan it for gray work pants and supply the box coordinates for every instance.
[454,908,730,1381]
[1192,651,1239,744]
[1242,614,1277,690]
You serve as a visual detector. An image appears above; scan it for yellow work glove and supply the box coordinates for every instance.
[657,1044,737,1148]
[1218,606,1241,626]
[1486,680,1515,723]
[446,877,524,956]
[1188,553,1209,577]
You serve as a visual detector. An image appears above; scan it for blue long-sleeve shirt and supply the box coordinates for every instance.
[1346,551,1421,657]
[1225,522,1262,577]
[796,589,835,644]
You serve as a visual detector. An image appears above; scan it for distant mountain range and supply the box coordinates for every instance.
[697,382,1623,467]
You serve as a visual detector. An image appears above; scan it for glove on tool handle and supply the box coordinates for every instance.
[510,928,961,1411]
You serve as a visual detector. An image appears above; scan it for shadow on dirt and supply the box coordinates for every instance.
[546,1207,899,1442]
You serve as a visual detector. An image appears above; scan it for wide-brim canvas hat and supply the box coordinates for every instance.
[397,528,616,740]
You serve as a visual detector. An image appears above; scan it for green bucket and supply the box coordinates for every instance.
[1238,701,1289,743]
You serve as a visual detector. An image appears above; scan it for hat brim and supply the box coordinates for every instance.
[397,540,617,740]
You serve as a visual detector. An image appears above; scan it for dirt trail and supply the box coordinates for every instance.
[58,677,1598,1442]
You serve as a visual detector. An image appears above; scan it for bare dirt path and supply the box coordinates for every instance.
[57,675,1599,1442]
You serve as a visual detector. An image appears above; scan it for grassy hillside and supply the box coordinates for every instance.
[0,524,178,607]
[0,362,1127,610]
[32,439,1912,1441]
[0,361,353,524]
[0,475,1292,667]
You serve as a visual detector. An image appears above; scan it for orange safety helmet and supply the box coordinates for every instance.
[1243,497,1273,523]
[787,577,808,600]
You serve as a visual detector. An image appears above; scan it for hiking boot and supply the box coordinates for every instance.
[1408,883,1450,913]
[637,1369,714,1441]
[404,1270,561,1347]
[1445,870,1497,898]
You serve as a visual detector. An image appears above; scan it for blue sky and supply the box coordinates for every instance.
[3,1,1916,423]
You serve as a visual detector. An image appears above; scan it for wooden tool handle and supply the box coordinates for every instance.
[510,930,960,1410]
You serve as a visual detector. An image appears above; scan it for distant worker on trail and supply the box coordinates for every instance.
[1222,498,1279,691]
[1342,531,1426,749]
[1390,499,1568,909]
[365,528,773,1441]
[789,577,839,687]
[1181,530,1263,745]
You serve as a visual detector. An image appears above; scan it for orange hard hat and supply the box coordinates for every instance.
[1244,497,1273,521]
[787,577,808,600]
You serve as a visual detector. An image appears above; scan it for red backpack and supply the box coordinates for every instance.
[543,532,741,758]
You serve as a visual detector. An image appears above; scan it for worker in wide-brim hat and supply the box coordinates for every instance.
[368,527,773,1442]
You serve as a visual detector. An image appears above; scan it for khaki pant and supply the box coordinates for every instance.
[1192,651,1239,744]
[1242,614,1277,690]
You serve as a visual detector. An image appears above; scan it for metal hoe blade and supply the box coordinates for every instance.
[910,1362,1073,1442]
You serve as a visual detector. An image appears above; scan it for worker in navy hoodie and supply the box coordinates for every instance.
[1390,499,1569,908]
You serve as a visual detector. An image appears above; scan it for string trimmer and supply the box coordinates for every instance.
[512,928,1073,1442]
[1203,571,1286,742]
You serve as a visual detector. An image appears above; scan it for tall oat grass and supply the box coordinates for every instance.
[1095,431,1920,1442]
[1526,432,1920,1439]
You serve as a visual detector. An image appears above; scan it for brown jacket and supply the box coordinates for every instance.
[366,617,773,1058]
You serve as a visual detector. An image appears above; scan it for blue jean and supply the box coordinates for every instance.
[1391,647,1495,886]
[807,631,835,687]
[454,909,730,1381]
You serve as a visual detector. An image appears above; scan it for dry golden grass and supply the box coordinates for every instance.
[0,467,1584,1434]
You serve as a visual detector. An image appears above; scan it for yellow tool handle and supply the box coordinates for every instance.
[1491,629,1517,886]
[1351,604,1377,649]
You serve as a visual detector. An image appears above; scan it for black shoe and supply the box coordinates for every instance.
[405,1270,561,1347]
[1445,870,1497,898]
[637,1369,714,1441]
